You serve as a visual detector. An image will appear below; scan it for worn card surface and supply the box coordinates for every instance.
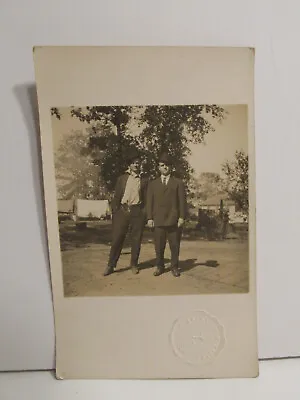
[33,46,258,379]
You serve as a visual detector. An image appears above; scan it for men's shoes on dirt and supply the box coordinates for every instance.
[131,266,139,274]
[171,267,181,277]
[153,267,164,276]
[103,266,114,276]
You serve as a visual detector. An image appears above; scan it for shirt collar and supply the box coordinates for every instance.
[126,169,140,178]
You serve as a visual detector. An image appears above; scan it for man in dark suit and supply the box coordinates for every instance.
[103,150,148,276]
[147,153,187,277]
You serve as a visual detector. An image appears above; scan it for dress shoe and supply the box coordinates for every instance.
[103,265,114,276]
[131,265,139,274]
[153,267,164,276]
[171,267,181,277]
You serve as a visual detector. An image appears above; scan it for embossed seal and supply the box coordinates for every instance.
[170,310,225,365]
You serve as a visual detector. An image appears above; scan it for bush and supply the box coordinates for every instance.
[195,210,228,240]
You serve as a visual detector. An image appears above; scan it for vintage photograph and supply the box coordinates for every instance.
[34,46,257,379]
[51,103,249,297]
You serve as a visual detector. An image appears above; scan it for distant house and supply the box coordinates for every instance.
[76,199,111,219]
[199,194,247,223]
[57,198,111,220]
[57,199,76,214]
[199,194,236,219]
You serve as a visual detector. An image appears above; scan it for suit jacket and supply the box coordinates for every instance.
[147,176,187,227]
[111,173,148,214]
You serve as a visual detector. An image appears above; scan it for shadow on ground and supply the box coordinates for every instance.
[180,258,219,271]
[114,257,219,273]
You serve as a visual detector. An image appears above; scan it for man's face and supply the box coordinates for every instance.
[129,159,140,174]
[158,162,171,176]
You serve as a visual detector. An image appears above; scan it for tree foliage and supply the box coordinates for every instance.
[51,107,61,120]
[188,172,224,208]
[138,105,225,183]
[53,105,226,193]
[70,106,144,191]
[222,150,249,214]
[54,130,108,200]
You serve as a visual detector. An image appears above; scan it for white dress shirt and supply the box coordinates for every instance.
[121,172,141,205]
[161,174,170,185]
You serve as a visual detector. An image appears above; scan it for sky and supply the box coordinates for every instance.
[187,104,248,175]
[51,104,248,176]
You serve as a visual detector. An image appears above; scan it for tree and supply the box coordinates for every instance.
[222,150,249,214]
[51,107,61,120]
[189,172,224,208]
[53,104,226,192]
[70,106,142,191]
[138,105,226,183]
[54,130,108,200]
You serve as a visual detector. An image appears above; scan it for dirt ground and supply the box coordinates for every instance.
[60,221,249,297]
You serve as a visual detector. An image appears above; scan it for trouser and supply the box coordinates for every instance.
[107,205,145,268]
[154,225,182,269]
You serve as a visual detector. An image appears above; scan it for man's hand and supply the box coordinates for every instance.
[147,219,154,228]
[177,218,184,228]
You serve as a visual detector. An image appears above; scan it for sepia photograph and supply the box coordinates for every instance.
[51,103,249,297]
[34,46,258,379]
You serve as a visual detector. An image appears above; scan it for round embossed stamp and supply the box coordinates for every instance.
[170,310,225,365]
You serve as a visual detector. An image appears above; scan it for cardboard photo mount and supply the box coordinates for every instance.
[33,46,258,379]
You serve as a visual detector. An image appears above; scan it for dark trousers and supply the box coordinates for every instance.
[154,225,182,269]
[108,205,145,268]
